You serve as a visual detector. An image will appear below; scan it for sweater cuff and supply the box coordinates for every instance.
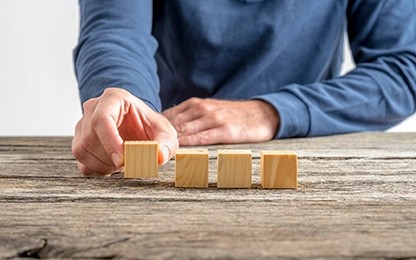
[253,91,311,139]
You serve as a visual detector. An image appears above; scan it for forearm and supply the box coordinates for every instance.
[255,0,416,139]
[256,50,416,139]
[73,0,161,111]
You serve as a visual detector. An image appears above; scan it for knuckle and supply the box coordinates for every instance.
[77,163,91,176]
[223,124,239,139]
[90,112,106,127]
[79,130,96,153]
[218,124,236,143]
[178,122,197,135]
[78,159,116,177]
[90,114,114,139]
[196,102,212,114]
[222,123,234,133]
[176,124,186,134]
[82,98,97,111]
[197,132,212,145]
[174,112,185,122]
[103,87,121,97]
[71,142,84,160]
[209,112,223,123]
[188,97,201,105]
[72,133,89,160]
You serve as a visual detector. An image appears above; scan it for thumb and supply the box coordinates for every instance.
[154,126,179,165]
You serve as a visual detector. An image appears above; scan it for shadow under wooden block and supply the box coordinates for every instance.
[124,141,158,178]
[175,149,209,188]
[217,149,252,188]
[260,150,297,189]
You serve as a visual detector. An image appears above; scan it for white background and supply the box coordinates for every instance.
[0,0,415,136]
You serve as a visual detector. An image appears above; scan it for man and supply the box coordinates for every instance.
[72,0,416,176]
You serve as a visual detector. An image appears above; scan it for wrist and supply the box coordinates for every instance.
[252,100,280,138]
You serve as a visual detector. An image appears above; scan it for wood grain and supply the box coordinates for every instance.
[217,149,252,188]
[0,132,415,259]
[261,150,297,189]
[124,141,158,178]
[175,149,209,188]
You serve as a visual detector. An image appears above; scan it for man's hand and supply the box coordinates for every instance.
[162,98,280,146]
[72,88,178,176]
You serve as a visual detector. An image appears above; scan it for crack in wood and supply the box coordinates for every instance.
[7,238,47,259]
[6,238,129,259]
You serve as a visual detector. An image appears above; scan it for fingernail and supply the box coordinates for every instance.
[111,153,123,167]
[161,145,170,165]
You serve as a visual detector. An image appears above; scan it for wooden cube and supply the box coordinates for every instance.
[260,150,298,189]
[175,149,209,188]
[124,141,158,178]
[217,149,252,188]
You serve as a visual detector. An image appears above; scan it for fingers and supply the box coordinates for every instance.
[74,119,115,164]
[72,89,130,176]
[178,125,231,146]
[163,98,225,145]
[163,97,205,127]
[146,106,179,164]
[72,92,124,174]
[77,161,120,177]
[90,89,129,167]
[162,97,198,117]
[72,119,120,176]
[163,98,224,137]
[90,109,124,167]
[176,114,223,138]
[163,98,280,146]
[153,125,179,164]
[72,88,179,176]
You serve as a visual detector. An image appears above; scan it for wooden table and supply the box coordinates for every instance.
[1,132,415,259]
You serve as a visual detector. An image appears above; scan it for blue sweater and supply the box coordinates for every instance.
[74,0,416,138]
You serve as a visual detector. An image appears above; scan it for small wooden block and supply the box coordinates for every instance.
[175,149,209,188]
[217,149,252,188]
[124,141,158,178]
[260,150,298,189]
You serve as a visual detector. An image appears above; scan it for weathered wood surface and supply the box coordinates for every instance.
[0,132,415,259]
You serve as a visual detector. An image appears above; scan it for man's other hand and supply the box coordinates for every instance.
[163,98,279,146]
